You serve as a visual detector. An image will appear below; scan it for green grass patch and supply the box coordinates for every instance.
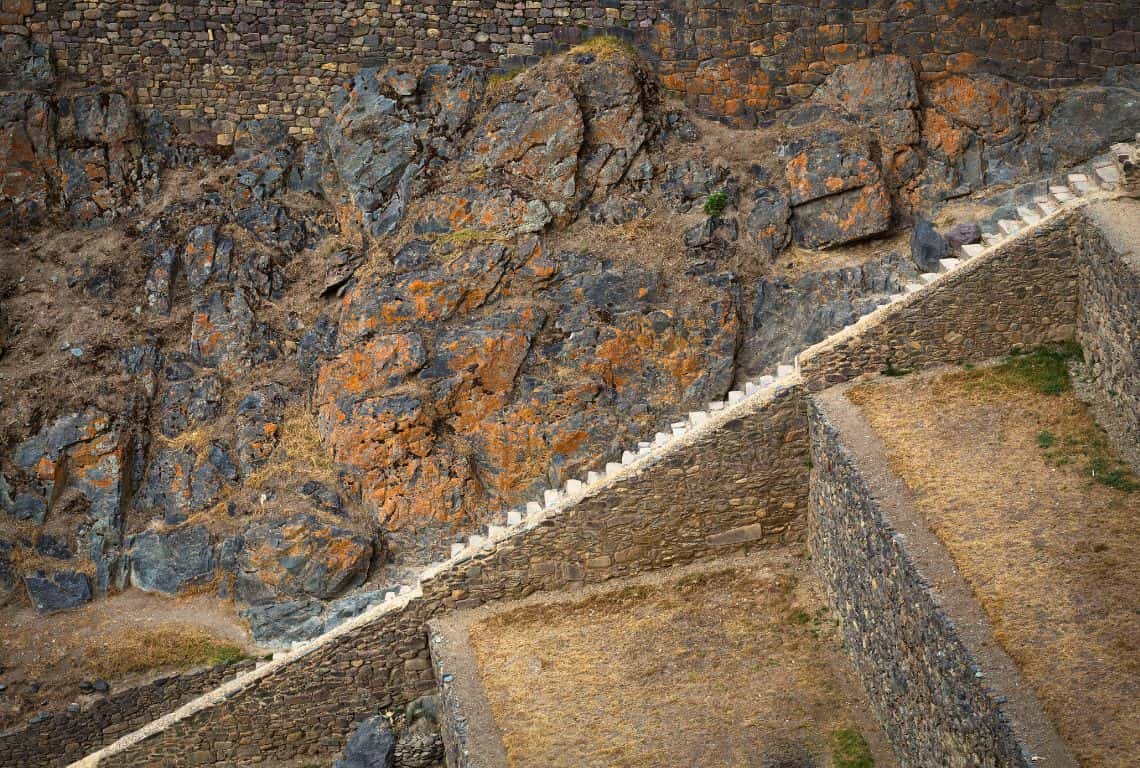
[1037,431,1056,449]
[831,727,874,768]
[989,343,1082,395]
[1037,425,1137,493]
[882,359,913,378]
[703,191,728,216]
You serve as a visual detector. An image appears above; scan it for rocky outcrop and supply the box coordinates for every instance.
[740,251,919,377]
[785,133,892,248]
[128,525,216,595]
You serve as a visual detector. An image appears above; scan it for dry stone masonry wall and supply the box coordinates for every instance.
[0,660,255,768]
[1077,200,1140,469]
[82,388,809,767]
[797,211,1082,391]
[808,396,1039,768]
[4,1,1138,139]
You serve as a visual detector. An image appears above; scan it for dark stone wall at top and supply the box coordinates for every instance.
[3,1,1138,142]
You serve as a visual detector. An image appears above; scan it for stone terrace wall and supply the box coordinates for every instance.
[0,659,256,768]
[798,211,1082,391]
[807,397,1035,768]
[4,1,1137,140]
[86,387,809,766]
[1078,200,1140,469]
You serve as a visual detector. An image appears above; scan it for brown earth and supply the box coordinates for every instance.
[467,550,894,768]
[0,589,256,731]
[847,364,1140,768]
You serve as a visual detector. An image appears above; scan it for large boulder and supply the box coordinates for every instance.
[784,134,891,249]
[1028,87,1140,169]
[334,715,396,768]
[128,525,216,595]
[241,598,325,645]
[234,514,373,604]
[460,73,583,205]
[910,218,950,272]
[23,570,92,613]
[572,52,651,201]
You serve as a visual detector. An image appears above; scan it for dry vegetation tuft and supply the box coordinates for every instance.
[84,624,249,680]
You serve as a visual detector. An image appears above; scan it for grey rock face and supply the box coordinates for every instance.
[0,33,53,91]
[740,251,919,377]
[242,599,325,644]
[23,570,92,613]
[334,716,396,768]
[745,187,792,260]
[128,525,216,595]
[945,222,982,248]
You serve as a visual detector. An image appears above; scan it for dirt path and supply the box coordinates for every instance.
[848,363,1140,768]
[453,549,894,768]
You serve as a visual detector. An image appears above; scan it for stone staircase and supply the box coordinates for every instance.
[63,130,1140,768]
[428,131,1140,594]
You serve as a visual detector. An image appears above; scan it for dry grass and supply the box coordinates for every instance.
[568,35,639,61]
[847,359,1140,768]
[84,624,248,680]
[468,559,890,768]
[243,404,337,491]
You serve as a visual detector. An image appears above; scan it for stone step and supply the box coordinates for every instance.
[450,542,464,557]
[982,232,1003,247]
[904,281,923,293]
[1049,184,1075,204]
[586,470,602,484]
[1094,164,1120,190]
[939,257,962,272]
[1033,196,1060,216]
[565,478,585,495]
[621,450,637,465]
[777,364,795,378]
[605,461,623,475]
[507,508,522,526]
[759,375,775,386]
[727,390,745,404]
[919,272,939,284]
[689,410,709,426]
[961,243,986,259]
[1068,173,1097,195]
[1016,205,1041,225]
[998,219,1023,236]
[526,501,542,516]
[543,488,562,507]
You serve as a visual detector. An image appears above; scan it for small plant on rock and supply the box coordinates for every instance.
[703,190,728,216]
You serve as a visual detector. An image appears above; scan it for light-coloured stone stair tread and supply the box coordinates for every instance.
[919,272,939,284]
[997,219,1023,235]
[777,364,795,378]
[904,282,923,293]
[1094,165,1120,187]
[939,258,962,272]
[961,243,986,259]
[982,233,1003,247]
[1016,205,1041,224]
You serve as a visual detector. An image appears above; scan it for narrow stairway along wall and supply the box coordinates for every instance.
[797,211,1082,391]
[83,388,809,767]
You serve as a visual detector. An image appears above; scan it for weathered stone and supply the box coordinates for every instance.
[334,715,395,768]
[945,222,982,248]
[241,599,324,644]
[235,514,373,604]
[791,182,891,249]
[744,188,792,259]
[23,570,91,613]
[461,73,582,204]
[129,525,216,595]
[234,385,287,476]
[911,218,950,272]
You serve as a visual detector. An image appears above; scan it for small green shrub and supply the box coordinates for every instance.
[703,191,728,216]
[832,727,875,768]
[1037,431,1056,449]
[882,359,913,377]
